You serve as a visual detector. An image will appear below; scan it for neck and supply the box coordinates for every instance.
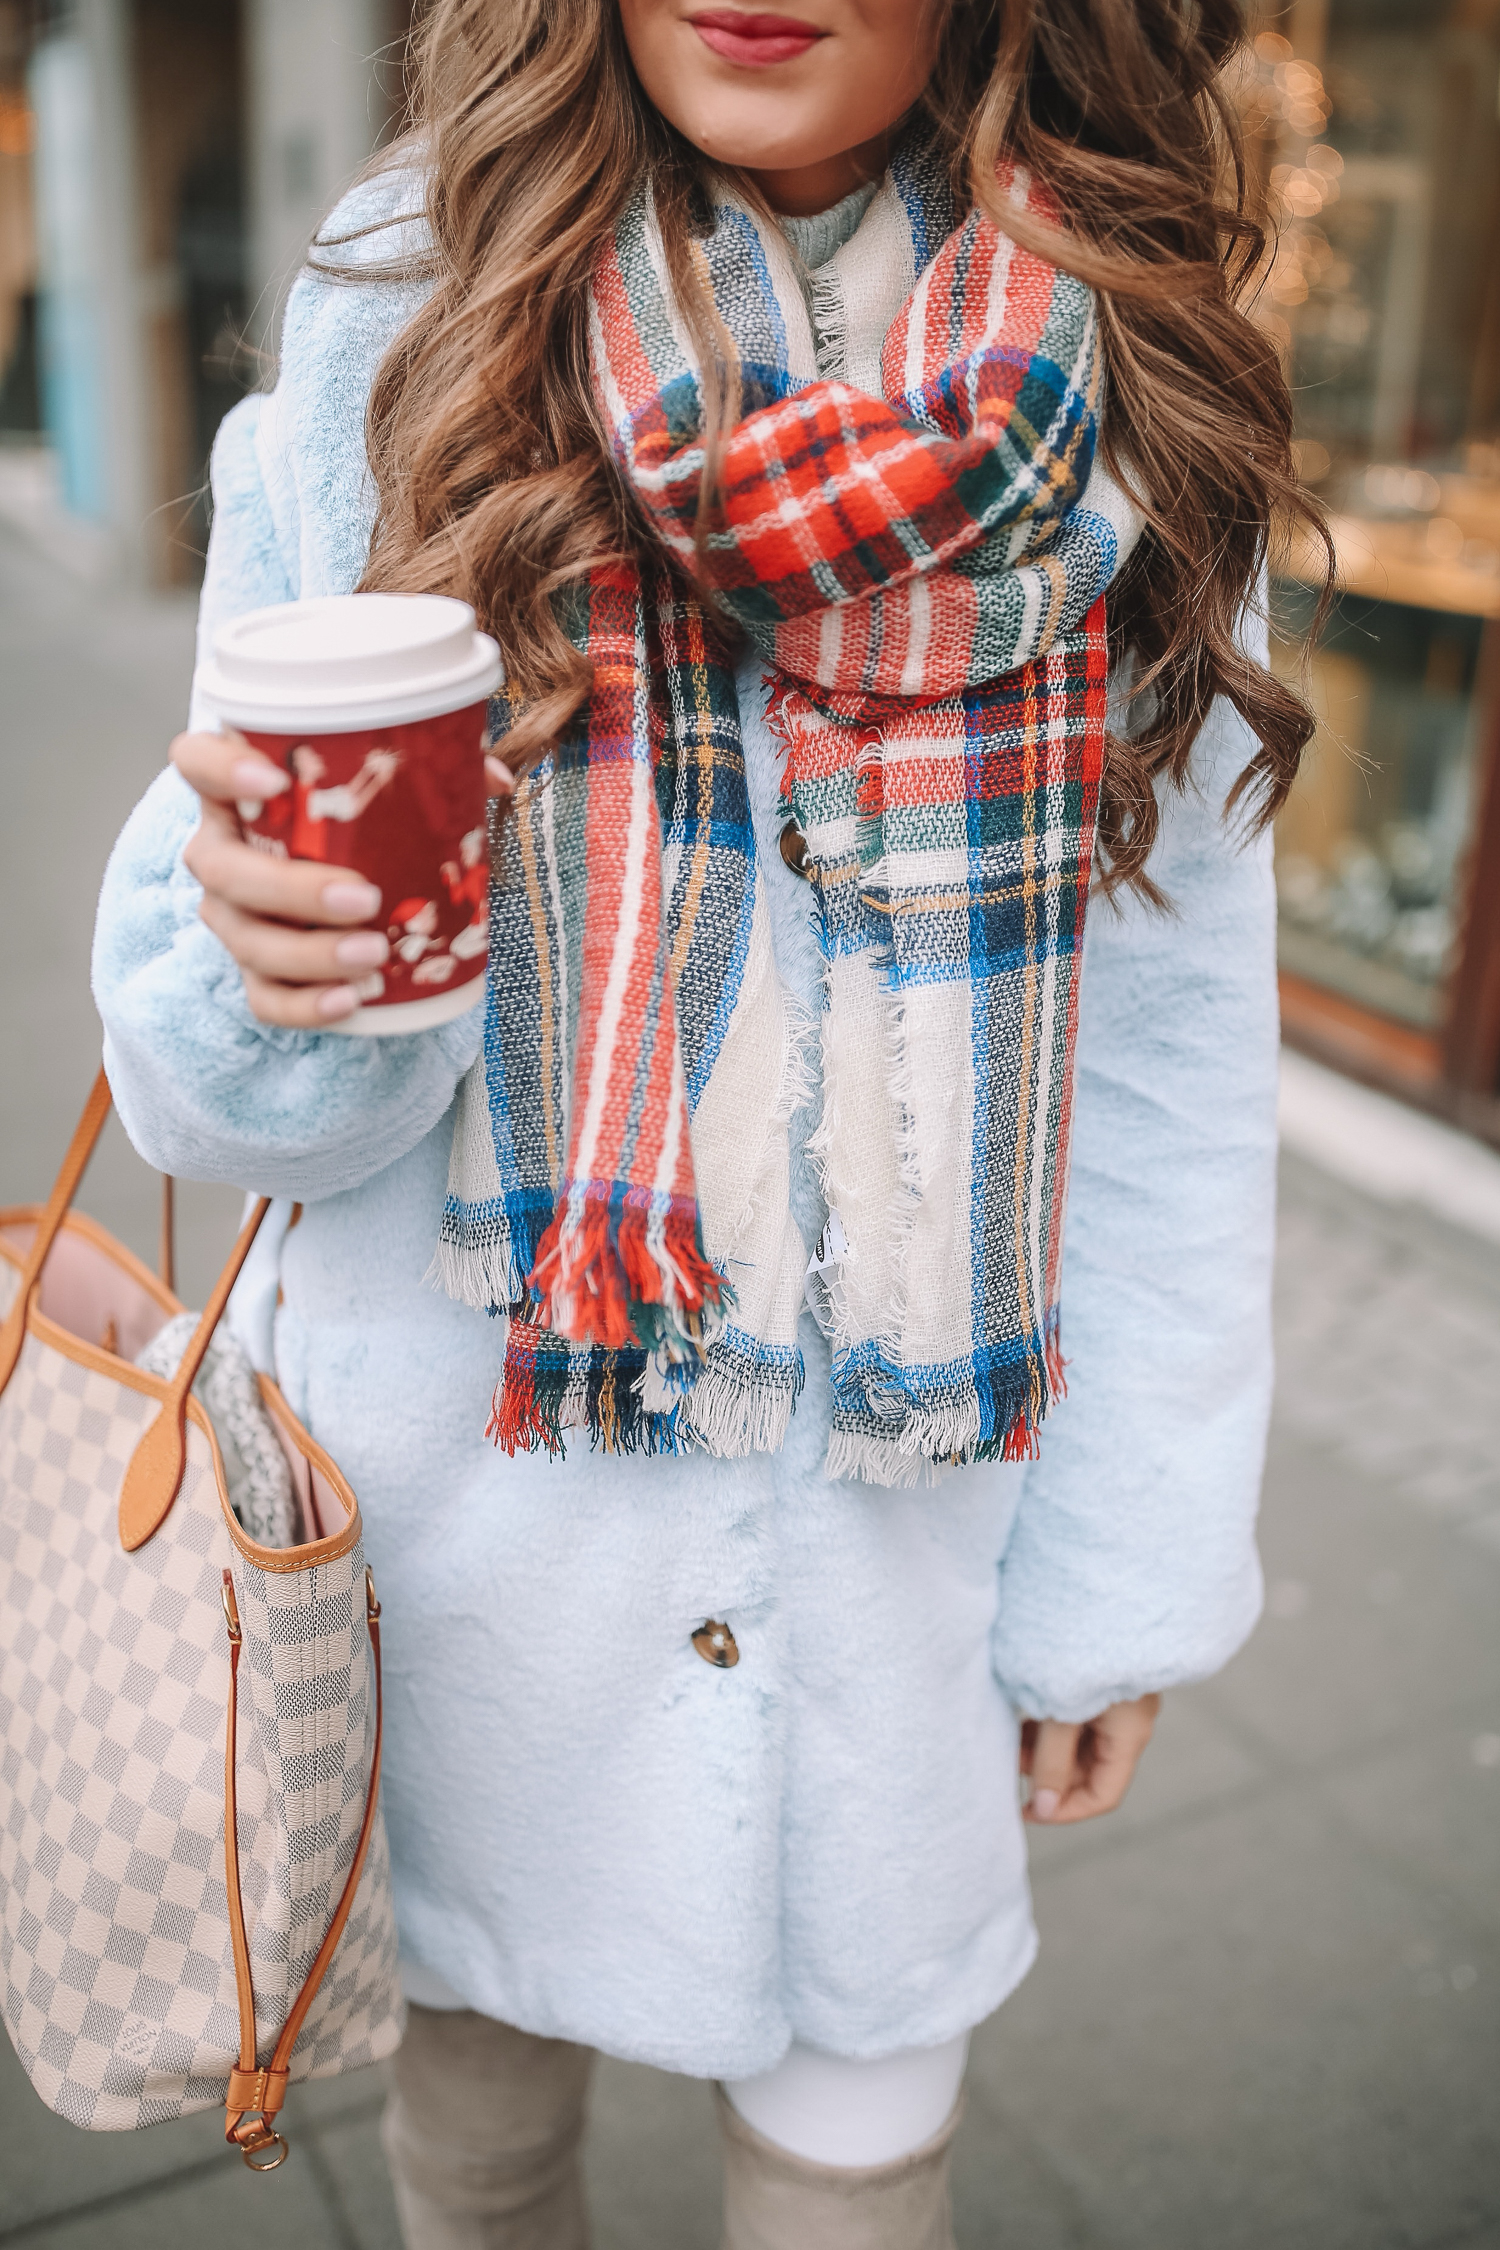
[745,131,889,217]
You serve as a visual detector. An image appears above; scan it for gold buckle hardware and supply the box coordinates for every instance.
[238,2124,289,2171]
[221,1570,242,1645]
[365,1565,380,1622]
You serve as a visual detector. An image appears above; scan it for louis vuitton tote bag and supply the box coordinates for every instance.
[0,1070,403,2169]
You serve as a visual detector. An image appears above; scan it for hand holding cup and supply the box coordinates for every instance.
[181,594,505,1032]
[173,731,514,1030]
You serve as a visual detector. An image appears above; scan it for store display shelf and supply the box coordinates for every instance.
[1281,510,1500,622]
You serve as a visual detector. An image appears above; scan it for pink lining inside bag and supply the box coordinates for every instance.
[260,1390,347,1541]
[1,1219,171,1363]
[0,1216,351,1547]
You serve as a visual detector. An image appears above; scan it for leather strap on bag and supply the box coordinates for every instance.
[0,1064,271,1550]
[159,1173,176,1295]
[117,1194,271,1551]
[220,1565,386,2171]
[0,1068,113,1397]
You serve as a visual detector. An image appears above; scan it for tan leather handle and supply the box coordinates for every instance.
[117,1195,273,1552]
[222,1566,385,2171]
[160,1175,176,1294]
[0,1064,274,1550]
[0,1068,113,1398]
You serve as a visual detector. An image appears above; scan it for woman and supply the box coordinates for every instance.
[93,0,1324,2242]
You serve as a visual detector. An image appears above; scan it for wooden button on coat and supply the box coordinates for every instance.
[692,1619,739,1668]
[778,822,816,882]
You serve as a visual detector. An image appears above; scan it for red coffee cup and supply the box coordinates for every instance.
[198,593,503,1033]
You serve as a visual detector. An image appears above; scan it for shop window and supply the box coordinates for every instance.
[1272,580,1484,1032]
[1247,2,1500,1125]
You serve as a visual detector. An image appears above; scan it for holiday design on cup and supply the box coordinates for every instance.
[198,594,503,1035]
[238,743,403,848]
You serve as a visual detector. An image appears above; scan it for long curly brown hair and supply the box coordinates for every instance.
[337,0,1329,897]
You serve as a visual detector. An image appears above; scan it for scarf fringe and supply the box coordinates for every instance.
[487,1323,694,1461]
[684,1350,805,1459]
[809,266,848,384]
[479,1112,1069,1473]
[824,1430,949,1488]
[826,1411,1040,1485]
[428,1185,561,1315]
[824,1330,1063,1483]
[526,1191,729,1356]
[1046,1320,1068,1402]
[486,1320,571,1457]
[803,947,926,1425]
[775,993,822,1134]
[427,1232,530,1316]
[768,678,928,1425]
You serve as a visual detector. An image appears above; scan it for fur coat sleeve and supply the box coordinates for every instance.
[992,667,1278,1719]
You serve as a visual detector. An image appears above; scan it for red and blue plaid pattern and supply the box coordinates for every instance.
[438,136,1124,1479]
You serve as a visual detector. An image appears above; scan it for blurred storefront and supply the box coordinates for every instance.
[0,0,412,582]
[1249,1,1500,1142]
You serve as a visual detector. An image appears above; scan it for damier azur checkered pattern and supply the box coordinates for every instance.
[0,1253,401,2133]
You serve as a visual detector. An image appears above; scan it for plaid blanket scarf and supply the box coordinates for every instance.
[434,134,1142,1485]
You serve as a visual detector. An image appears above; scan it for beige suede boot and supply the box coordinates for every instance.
[382,2002,596,2250]
[716,2084,964,2250]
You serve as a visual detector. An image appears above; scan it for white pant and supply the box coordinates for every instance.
[401,1956,970,2170]
[723,2034,970,2166]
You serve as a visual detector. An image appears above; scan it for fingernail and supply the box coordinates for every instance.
[485,754,515,792]
[317,985,360,1020]
[231,758,288,796]
[1032,1789,1061,1821]
[334,931,390,969]
[322,880,382,920]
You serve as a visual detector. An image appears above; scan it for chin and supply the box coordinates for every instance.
[694,112,827,168]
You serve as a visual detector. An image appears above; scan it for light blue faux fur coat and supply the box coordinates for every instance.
[92,183,1277,2079]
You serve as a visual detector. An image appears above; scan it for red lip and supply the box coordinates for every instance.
[688,8,829,64]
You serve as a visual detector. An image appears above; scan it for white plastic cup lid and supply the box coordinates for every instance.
[197,592,504,732]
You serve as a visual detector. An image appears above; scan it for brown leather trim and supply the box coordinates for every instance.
[221,1579,257,2078]
[218,1376,362,1571]
[159,1175,176,1296]
[23,1316,235,1500]
[223,1574,385,2162]
[118,1199,272,1553]
[0,1204,184,1319]
[25,1297,362,1571]
[0,1075,268,1551]
[226,2065,290,2112]
[222,1506,362,1572]
[10,1220,205,1394]
[28,1307,176,1398]
[223,1504,361,1571]
[184,1393,237,1495]
[257,1377,358,1517]
[0,1072,113,1397]
[262,1592,385,2080]
[23,1304,256,1527]
[0,1206,169,1278]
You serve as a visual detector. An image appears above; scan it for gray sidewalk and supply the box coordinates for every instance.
[1,524,1497,2248]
